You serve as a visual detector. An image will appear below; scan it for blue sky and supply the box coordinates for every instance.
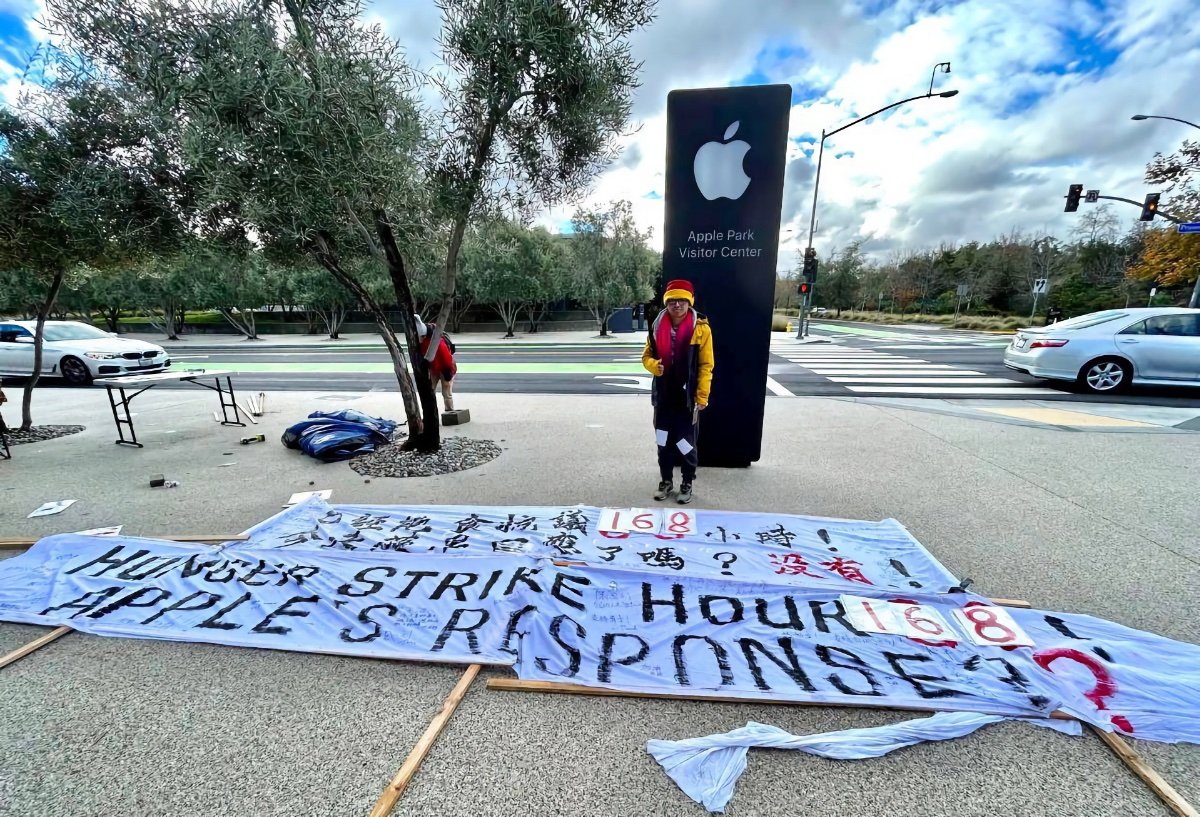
[4,0,1197,266]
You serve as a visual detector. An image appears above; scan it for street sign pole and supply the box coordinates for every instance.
[1177,224,1200,308]
[1030,291,1040,322]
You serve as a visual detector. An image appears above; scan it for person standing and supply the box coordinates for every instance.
[413,315,457,412]
[642,279,714,504]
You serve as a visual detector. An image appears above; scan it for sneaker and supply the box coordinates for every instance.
[654,481,673,501]
[677,483,693,504]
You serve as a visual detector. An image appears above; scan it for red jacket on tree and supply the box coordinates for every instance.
[420,331,456,381]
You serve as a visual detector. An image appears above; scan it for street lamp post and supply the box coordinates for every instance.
[1131,114,1200,308]
[796,64,959,338]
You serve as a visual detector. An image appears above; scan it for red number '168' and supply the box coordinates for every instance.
[668,511,691,534]
[962,605,1017,643]
[903,606,945,636]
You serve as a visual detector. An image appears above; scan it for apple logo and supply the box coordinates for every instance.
[693,121,751,201]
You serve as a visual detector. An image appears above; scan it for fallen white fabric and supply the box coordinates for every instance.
[646,712,1082,813]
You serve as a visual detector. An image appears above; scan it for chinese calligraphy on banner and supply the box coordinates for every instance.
[1,500,1198,743]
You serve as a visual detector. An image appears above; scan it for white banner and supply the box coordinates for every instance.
[241,498,959,591]
[2,505,1198,743]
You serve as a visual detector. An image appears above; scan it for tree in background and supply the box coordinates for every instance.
[818,242,864,317]
[571,200,655,336]
[48,0,449,450]
[524,229,570,333]
[1127,228,1200,294]
[428,0,655,345]
[465,219,541,337]
[1144,137,1199,305]
[0,66,181,429]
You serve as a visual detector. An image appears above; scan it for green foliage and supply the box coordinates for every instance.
[464,219,567,335]
[570,200,655,335]
[429,0,655,325]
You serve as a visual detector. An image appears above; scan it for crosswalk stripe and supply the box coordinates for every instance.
[844,386,1052,395]
[806,368,988,376]
[765,377,794,396]
[829,377,1016,384]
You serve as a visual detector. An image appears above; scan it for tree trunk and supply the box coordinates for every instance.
[433,106,506,347]
[373,210,443,453]
[495,299,521,338]
[21,270,65,431]
[312,236,428,446]
[218,308,260,339]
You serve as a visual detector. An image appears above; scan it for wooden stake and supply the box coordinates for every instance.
[0,626,71,670]
[485,677,1075,721]
[369,664,481,817]
[1090,726,1199,817]
[0,534,248,549]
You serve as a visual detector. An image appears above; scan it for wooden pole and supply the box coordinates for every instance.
[485,677,1075,721]
[0,626,71,670]
[1089,726,1199,817]
[368,664,481,817]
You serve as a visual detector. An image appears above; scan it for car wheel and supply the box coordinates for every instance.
[1078,357,1130,394]
[60,355,93,386]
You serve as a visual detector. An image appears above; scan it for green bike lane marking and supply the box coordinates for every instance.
[177,361,645,374]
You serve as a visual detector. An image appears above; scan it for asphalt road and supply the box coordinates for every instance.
[137,321,1198,406]
[11,321,1197,405]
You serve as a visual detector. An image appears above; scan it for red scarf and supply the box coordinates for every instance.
[655,309,695,374]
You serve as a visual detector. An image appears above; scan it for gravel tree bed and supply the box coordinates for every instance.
[349,434,502,478]
[3,425,86,446]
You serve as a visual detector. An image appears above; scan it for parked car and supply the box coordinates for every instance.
[811,307,829,317]
[0,321,171,386]
[1004,308,1200,393]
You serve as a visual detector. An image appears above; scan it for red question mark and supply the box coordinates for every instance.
[1033,648,1133,733]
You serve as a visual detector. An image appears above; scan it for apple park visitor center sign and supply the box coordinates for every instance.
[662,84,791,468]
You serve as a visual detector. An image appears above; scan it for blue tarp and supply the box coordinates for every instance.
[281,410,398,462]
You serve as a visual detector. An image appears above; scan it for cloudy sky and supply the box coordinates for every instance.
[2,0,1198,271]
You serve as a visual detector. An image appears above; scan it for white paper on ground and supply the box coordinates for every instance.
[284,490,332,507]
[28,500,77,518]
[74,526,122,537]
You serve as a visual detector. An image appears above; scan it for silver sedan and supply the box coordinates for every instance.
[1004,308,1200,394]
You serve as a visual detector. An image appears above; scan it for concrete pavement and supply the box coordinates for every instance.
[2,386,1198,816]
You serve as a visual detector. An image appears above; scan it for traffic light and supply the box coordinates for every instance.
[1064,184,1083,213]
[802,247,818,282]
[1140,193,1160,222]
[798,282,811,296]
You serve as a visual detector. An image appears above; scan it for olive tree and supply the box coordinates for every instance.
[428,0,655,347]
[47,0,447,448]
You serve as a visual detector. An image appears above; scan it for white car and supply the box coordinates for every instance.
[1004,308,1200,393]
[0,321,171,385]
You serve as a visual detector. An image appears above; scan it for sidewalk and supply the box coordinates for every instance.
[2,387,1197,817]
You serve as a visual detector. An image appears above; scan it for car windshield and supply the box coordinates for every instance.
[41,324,112,341]
[1044,311,1128,331]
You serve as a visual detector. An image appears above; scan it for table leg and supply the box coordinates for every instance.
[108,386,143,447]
[216,376,245,427]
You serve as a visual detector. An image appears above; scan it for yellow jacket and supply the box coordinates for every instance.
[642,312,714,408]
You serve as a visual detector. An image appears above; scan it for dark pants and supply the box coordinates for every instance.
[655,405,698,483]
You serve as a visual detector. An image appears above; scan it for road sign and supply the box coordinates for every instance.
[1178,222,1200,234]
[956,284,970,297]
[1085,189,1099,203]
[1150,287,1157,297]
[1032,278,1049,295]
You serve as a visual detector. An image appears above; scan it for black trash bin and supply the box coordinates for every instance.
[609,307,634,333]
